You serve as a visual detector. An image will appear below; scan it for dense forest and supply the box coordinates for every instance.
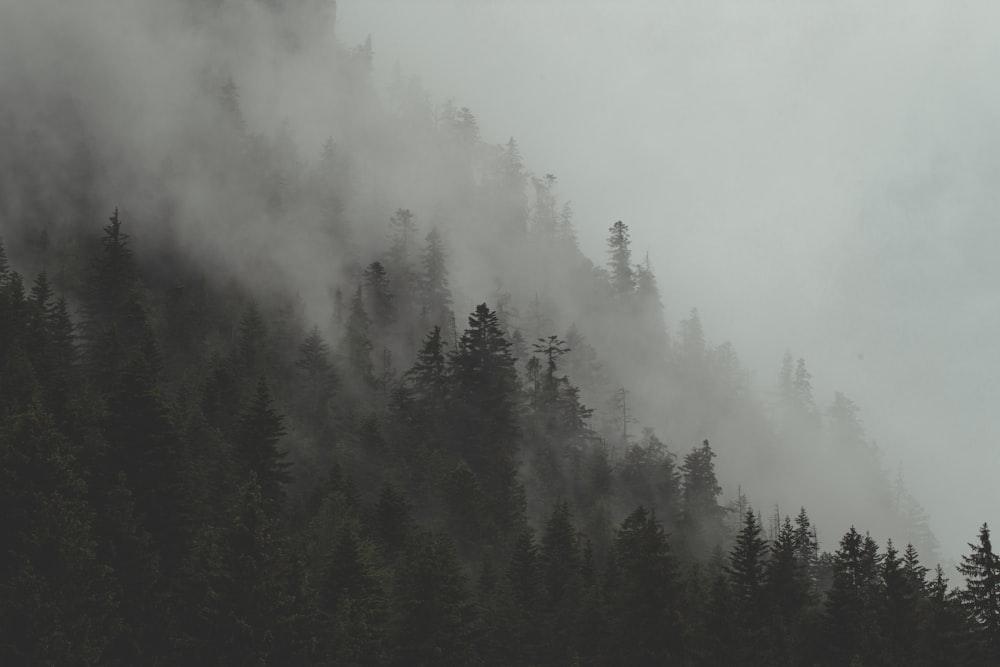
[2,1,998,665]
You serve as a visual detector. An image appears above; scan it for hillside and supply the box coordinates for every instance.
[1,1,997,664]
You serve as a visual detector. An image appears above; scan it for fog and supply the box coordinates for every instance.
[1,0,996,560]
[339,1,1000,556]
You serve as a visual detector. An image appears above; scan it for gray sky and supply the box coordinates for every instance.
[338,0,1000,555]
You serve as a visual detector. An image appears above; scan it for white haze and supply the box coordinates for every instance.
[339,0,1000,556]
[1,0,996,559]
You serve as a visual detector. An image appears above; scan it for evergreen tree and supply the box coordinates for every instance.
[294,327,338,423]
[388,208,417,269]
[493,137,528,237]
[363,260,395,331]
[234,379,292,510]
[321,529,387,664]
[451,304,521,527]
[420,226,452,331]
[0,405,113,665]
[344,285,374,386]
[959,523,1000,661]
[389,532,476,667]
[605,506,683,665]
[728,507,769,665]
[539,500,583,665]
[0,237,9,285]
[680,439,725,560]
[879,538,921,666]
[823,527,881,665]
[606,220,635,296]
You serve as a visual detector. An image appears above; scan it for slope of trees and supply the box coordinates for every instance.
[0,2,979,662]
[1,222,995,664]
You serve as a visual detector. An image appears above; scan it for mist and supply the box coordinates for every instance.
[6,0,1000,662]
[338,0,1000,556]
[0,0,987,554]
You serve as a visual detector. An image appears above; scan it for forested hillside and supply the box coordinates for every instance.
[2,1,998,665]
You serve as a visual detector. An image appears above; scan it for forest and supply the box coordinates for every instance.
[2,1,999,665]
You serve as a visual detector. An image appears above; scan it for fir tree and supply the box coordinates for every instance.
[959,523,1000,661]
[606,220,635,296]
[234,379,292,509]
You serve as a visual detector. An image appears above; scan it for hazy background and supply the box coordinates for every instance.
[338,0,1000,555]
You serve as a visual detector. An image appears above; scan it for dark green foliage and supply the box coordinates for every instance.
[451,303,521,529]
[681,439,725,560]
[605,506,683,665]
[0,54,982,664]
[959,523,1000,661]
[823,527,882,665]
[727,508,770,665]
[0,405,112,665]
[234,379,292,509]
[389,532,475,667]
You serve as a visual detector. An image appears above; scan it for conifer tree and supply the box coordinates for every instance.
[0,405,113,665]
[363,260,394,331]
[451,304,520,525]
[344,285,374,386]
[234,379,292,510]
[421,226,452,330]
[606,506,683,665]
[389,532,475,667]
[824,527,882,665]
[728,507,769,665]
[294,327,338,422]
[0,237,9,285]
[681,440,725,560]
[606,220,635,296]
[959,523,1000,661]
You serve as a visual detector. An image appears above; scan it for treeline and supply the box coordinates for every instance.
[2,218,999,666]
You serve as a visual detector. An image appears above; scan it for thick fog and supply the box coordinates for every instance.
[1,0,995,560]
[339,1,1000,556]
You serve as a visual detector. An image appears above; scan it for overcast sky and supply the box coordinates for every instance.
[337,1,1000,555]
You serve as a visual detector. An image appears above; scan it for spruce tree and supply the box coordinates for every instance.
[680,440,725,560]
[234,379,292,510]
[959,523,1000,661]
[606,220,635,296]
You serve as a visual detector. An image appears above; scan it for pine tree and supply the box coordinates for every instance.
[823,527,881,665]
[493,137,528,237]
[531,173,558,240]
[344,285,374,386]
[606,506,682,666]
[389,532,476,667]
[879,538,921,666]
[606,220,635,296]
[234,379,292,509]
[321,529,387,664]
[0,236,9,286]
[363,260,395,331]
[0,405,113,665]
[677,308,706,370]
[681,440,725,560]
[388,208,417,269]
[294,327,338,422]
[793,507,820,594]
[421,226,452,331]
[959,523,1000,661]
[179,473,301,665]
[634,253,668,353]
[728,508,769,665]
[407,325,449,403]
[451,304,520,526]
